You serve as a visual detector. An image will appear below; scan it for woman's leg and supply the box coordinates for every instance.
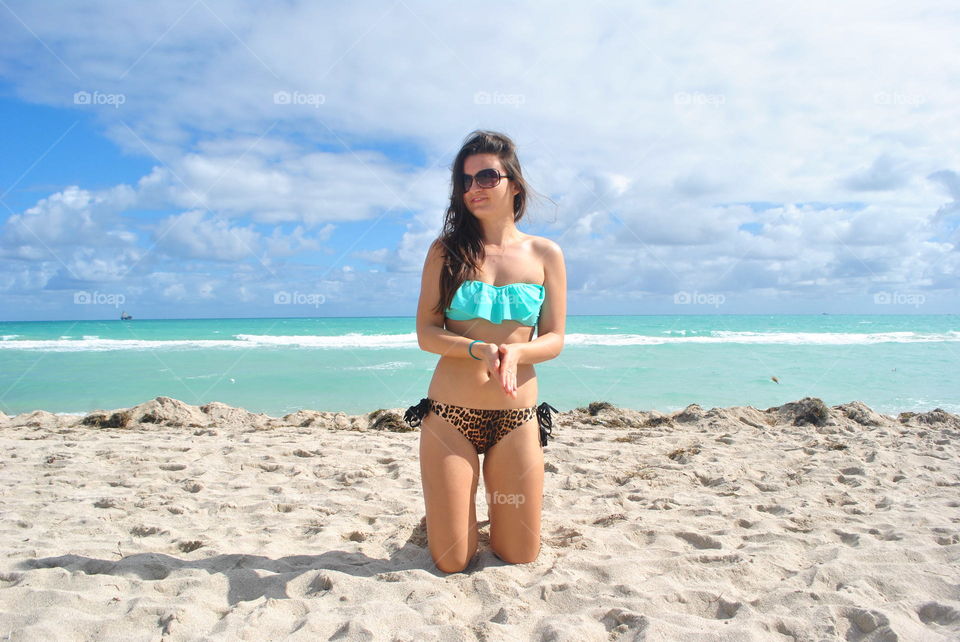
[481,414,544,564]
[419,410,481,573]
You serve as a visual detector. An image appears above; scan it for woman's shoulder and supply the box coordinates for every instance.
[524,234,563,258]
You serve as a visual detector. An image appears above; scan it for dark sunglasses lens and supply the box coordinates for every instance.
[475,169,500,188]
[462,175,473,191]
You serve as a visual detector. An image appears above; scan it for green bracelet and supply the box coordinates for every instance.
[468,339,482,360]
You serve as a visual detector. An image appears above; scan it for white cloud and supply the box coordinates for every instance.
[162,283,187,300]
[164,147,441,225]
[0,184,145,289]
[350,248,390,264]
[843,153,911,191]
[154,210,262,262]
[265,223,330,257]
[1,185,135,247]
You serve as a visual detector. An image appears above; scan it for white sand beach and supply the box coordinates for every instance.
[1,396,959,640]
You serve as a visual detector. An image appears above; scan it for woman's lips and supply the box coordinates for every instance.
[470,197,486,204]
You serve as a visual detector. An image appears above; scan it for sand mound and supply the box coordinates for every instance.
[276,409,364,431]
[766,396,831,427]
[200,401,271,430]
[834,400,888,426]
[8,409,63,428]
[77,398,275,432]
[673,403,705,423]
[130,396,211,427]
[899,408,960,430]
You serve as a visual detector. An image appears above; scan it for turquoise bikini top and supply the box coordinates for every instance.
[446,280,546,326]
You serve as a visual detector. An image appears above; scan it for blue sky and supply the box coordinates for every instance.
[1,0,958,321]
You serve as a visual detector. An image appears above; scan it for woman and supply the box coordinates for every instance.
[404,130,567,573]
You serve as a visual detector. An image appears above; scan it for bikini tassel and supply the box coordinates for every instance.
[536,402,559,448]
[404,397,431,428]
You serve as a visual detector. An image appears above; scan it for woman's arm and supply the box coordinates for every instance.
[419,325,490,358]
[415,240,486,358]
[515,239,566,365]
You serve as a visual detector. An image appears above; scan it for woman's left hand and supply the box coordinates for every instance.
[497,343,521,398]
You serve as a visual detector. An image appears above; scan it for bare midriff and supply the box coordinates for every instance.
[427,316,538,409]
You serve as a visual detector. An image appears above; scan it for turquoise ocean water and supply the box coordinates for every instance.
[0,315,957,417]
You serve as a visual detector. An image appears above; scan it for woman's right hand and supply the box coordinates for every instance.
[477,341,501,379]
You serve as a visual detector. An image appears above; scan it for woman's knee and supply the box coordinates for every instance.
[491,541,541,565]
[427,523,478,573]
[432,546,476,573]
[434,556,470,574]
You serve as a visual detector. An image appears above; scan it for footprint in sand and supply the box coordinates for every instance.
[756,504,788,516]
[917,601,960,626]
[671,590,742,620]
[676,531,722,549]
[836,473,863,487]
[847,608,891,635]
[376,460,401,478]
[833,529,860,546]
[548,526,584,548]
[130,525,165,536]
[867,528,904,541]
[592,513,627,527]
[600,608,649,634]
[307,573,335,595]
[336,469,372,485]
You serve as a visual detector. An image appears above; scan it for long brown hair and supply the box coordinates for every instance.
[432,130,533,316]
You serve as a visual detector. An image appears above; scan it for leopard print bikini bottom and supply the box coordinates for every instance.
[404,397,558,455]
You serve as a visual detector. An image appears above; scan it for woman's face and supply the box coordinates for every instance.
[462,153,519,217]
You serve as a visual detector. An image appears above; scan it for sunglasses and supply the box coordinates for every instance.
[462,168,512,192]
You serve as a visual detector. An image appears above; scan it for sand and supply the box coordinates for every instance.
[1,396,959,640]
